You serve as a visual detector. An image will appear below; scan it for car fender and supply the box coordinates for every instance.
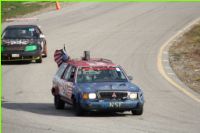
[51,87,59,96]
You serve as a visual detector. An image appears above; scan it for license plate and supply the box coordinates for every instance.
[109,102,122,108]
[12,54,20,58]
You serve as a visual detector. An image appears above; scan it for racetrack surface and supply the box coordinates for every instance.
[2,3,200,133]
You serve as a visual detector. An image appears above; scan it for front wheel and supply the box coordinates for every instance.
[43,44,48,58]
[54,95,65,109]
[36,56,42,63]
[73,100,85,116]
[131,106,143,115]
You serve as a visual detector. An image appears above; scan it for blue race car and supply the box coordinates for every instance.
[52,51,144,116]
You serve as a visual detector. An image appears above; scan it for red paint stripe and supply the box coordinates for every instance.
[57,60,63,65]
[55,57,62,62]
[67,91,72,94]
[54,53,62,56]
[66,92,72,96]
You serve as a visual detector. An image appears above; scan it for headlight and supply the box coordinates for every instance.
[89,93,96,99]
[82,93,96,100]
[129,92,138,99]
[25,44,37,51]
[82,93,89,100]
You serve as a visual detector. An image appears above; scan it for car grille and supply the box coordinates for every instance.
[5,46,25,51]
[98,91,128,100]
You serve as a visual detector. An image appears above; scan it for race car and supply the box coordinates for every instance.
[1,25,47,63]
[52,51,144,116]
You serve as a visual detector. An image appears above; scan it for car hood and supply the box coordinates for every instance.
[2,39,40,45]
[77,82,140,93]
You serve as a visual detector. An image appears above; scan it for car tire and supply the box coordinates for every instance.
[43,44,47,58]
[36,56,42,63]
[131,106,143,115]
[54,95,65,109]
[73,100,84,116]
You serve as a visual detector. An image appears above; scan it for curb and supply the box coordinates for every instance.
[157,18,200,103]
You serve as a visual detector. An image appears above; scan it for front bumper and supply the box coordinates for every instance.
[1,50,41,61]
[80,99,143,112]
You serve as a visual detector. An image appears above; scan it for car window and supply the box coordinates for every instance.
[77,67,127,83]
[2,27,40,39]
[62,65,71,79]
[35,27,42,34]
[63,65,76,82]
[56,63,68,78]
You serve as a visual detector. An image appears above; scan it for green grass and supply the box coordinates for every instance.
[2,2,53,22]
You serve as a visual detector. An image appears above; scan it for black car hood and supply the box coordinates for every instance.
[2,39,40,45]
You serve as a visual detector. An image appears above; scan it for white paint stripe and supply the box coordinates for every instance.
[162,60,168,62]
[6,17,39,22]
[167,73,175,75]
[165,66,171,69]
[163,51,168,54]
[157,18,200,103]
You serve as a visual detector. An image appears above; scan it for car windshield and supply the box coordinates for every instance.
[77,67,128,83]
[2,27,40,39]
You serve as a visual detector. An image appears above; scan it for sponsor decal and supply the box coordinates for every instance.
[116,68,121,71]
[82,67,116,71]
[3,39,29,45]
[29,28,35,32]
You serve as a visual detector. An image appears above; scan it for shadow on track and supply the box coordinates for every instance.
[2,101,75,117]
[1,61,32,65]
[2,101,129,117]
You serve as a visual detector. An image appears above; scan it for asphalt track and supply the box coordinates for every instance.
[2,3,200,133]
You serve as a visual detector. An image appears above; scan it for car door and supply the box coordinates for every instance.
[62,65,77,102]
[57,64,71,98]
[52,63,68,89]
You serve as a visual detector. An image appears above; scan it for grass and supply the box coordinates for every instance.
[169,23,200,94]
[2,2,53,22]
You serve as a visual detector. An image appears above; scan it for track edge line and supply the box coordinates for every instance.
[157,18,200,103]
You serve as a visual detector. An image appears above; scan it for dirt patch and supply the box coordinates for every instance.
[169,22,200,94]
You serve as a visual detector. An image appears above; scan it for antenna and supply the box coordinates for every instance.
[63,44,66,51]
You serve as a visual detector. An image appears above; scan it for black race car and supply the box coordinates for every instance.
[1,25,47,63]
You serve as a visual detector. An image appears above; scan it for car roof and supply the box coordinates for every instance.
[5,25,39,29]
[66,58,117,67]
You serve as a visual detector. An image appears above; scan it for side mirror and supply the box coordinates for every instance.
[39,34,45,38]
[128,76,133,80]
